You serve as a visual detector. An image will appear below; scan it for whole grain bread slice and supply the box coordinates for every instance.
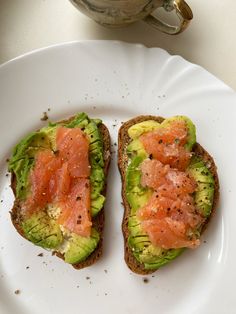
[10,116,111,270]
[118,115,219,275]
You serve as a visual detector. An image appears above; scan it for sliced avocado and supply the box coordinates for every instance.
[128,216,183,268]
[126,139,147,157]
[84,121,101,143]
[142,248,184,270]
[187,156,215,217]
[64,228,99,264]
[128,120,161,139]
[126,154,152,213]
[9,132,51,199]
[194,182,214,217]
[66,112,89,129]
[188,164,214,184]
[126,154,146,189]
[127,188,152,214]
[91,194,105,217]
[40,125,58,151]
[22,211,63,249]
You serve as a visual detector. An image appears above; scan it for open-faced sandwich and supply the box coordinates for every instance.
[118,115,219,274]
[9,113,110,269]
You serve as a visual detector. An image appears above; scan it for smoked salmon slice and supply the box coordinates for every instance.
[23,126,92,237]
[137,121,204,249]
[140,120,191,171]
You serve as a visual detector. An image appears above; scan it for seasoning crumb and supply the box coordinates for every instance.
[6,158,9,163]
[37,253,43,257]
[203,240,207,243]
[151,275,155,278]
[104,269,108,273]
[143,278,149,283]
[14,290,20,295]
[86,276,90,280]
[47,108,51,111]
[26,266,30,269]
[114,142,117,146]
[120,202,124,206]
[5,173,9,177]
[121,121,124,124]
[105,293,108,296]
[40,112,49,121]
[0,200,3,203]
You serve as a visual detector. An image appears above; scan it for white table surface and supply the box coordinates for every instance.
[0,0,235,91]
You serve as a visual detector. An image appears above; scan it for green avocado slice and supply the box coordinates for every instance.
[64,228,100,264]
[125,116,215,271]
[21,211,63,249]
[187,156,215,217]
[9,132,52,199]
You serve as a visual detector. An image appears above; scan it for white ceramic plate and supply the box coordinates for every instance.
[0,41,235,314]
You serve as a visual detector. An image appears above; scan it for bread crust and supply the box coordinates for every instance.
[118,115,219,275]
[10,117,111,270]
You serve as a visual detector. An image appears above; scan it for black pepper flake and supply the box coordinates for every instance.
[76,196,81,201]
[6,158,10,163]
[158,139,163,144]
[40,112,48,121]
[85,183,89,188]
[14,290,20,295]
[104,269,108,273]
[37,253,43,257]
[143,278,149,283]
[5,173,9,177]
[86,276,90,280]
[149,154,153,160]
[26,266,30,270]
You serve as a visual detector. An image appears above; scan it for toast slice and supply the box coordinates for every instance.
[10,114,111,270]
[118,115,219,275]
